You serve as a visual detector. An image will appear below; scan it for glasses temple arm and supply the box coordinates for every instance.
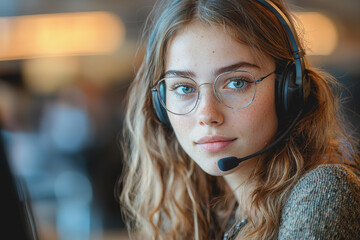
[257,71,276,82]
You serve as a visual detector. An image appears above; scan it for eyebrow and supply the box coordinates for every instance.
[163,70,195,78]
[164,61,260,79]
[214,62,260,76]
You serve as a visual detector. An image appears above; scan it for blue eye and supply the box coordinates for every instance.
[175,85,196,95]
[227,79,246,89]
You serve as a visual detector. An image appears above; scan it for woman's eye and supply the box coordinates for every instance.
[227,79,246,89]
[175,85,195,95]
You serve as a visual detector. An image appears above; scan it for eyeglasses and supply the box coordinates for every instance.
[152,70,275,115]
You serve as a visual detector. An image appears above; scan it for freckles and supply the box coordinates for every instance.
[229,107,262,132]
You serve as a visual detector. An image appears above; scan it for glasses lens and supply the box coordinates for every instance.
[157,77,198,115]
[214,71,256,109]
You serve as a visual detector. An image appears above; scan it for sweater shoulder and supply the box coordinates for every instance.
[279,164,360,239]
[288,164,360,197]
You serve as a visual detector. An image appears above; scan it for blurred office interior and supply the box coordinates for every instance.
[0,0,359,239]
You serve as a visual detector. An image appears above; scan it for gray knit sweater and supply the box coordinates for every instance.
[225,164,360,239]
[278,164,360,239]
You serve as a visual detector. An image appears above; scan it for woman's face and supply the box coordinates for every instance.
[165,21,278,176]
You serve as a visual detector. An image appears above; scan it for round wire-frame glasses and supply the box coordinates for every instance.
[152,70,275,115]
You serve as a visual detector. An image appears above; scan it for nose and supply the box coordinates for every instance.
[196,84,224,126]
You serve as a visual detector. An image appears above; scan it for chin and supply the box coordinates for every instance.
[196,157,246,176]
[197,162,231,176]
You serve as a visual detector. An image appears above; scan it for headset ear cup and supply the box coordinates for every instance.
[283,63,295,114]
[152,85,171,126]
[276,61,301,115]
[275,67,286,117]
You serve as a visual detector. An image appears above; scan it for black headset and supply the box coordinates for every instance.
[151,0,309,126]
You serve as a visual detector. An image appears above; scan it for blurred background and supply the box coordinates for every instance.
[0,0,358,239]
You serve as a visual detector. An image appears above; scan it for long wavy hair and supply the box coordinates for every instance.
[117,0,359,239]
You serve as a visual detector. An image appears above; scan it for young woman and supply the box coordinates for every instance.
[118,0,360,239]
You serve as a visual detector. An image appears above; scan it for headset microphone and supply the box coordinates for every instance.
[217,110,302,171]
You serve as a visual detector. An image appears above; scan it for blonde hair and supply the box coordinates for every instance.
[117,0,359,239]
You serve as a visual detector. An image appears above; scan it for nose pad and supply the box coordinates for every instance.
[196,84,224,126]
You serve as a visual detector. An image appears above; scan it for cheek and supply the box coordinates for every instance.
[168,115,192,145]
[253,101,278,136]
[254,88,278,138]
[236,83,278,143]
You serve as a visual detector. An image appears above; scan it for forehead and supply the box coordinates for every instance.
[164,21,270,75]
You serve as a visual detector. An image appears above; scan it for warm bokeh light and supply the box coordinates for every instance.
[23,57,80,93]
[294,12,339,56]
[0,12,125,60]
[22,40,138,94]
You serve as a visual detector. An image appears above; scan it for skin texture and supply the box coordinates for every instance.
[166,21,278,183]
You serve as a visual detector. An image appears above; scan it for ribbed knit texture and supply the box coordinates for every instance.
[278,164,360,239]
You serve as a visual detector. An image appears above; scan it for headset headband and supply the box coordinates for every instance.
[256,0,305,86]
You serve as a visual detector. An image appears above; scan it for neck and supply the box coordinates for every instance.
[223,157,259,211]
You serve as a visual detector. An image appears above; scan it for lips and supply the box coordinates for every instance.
[196,136,236,153]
